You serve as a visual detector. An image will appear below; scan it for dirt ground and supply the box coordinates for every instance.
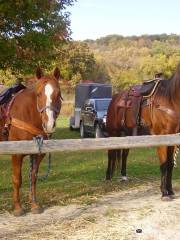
[1,183,180,240]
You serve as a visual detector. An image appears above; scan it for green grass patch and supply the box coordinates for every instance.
[1,116,180,213]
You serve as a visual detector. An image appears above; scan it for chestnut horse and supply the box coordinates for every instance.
[1,67,62,216]
[106,63,180,200]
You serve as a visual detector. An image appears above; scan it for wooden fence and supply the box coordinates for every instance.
[0,134,180,155]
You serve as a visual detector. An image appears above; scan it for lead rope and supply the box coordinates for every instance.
[174,145,180,168]
[29,135,52,200]
[29,154,35,202]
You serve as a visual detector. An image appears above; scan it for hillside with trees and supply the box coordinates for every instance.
[85,34,180,90]
[0,1,180,93]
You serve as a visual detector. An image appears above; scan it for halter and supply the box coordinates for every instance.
[37,102,60,115]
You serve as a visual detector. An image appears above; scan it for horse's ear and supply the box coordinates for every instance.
[54,67,61,80]
[36,67,43,79]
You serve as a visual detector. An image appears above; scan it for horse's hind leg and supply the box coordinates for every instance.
[12,155,24,216]
[29,154,45,214]
[121,149,129,181]
[166,146,175,197]
[157,146,171,200]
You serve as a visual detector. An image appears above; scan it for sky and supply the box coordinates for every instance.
[68,0,180,40]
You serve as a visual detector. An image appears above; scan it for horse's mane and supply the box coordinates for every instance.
[25,77,37,90]
[158,63,180,102]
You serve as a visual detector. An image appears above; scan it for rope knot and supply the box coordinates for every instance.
[33,135,44,153]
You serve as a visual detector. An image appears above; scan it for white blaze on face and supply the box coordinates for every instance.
[45,83,55,133]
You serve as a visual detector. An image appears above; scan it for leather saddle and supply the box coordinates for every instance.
[0,83,26,140]
[140,79,161,97]
[117,78,162,128]
[0,83,25,105]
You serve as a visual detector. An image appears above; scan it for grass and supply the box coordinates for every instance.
[1,116,180,213]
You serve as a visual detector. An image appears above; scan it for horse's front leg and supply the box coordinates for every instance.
[121,149,129,181]
[106,150,117,180]
[157,146,172,200]
[29,154,45,214]
[166,146,175,197]
[12,154,24,216]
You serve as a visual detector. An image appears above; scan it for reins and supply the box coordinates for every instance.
[29,135,52,201]
[155,105,180,120]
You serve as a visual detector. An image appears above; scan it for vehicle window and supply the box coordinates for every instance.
[89,100,95,108]
[95,99,111,111]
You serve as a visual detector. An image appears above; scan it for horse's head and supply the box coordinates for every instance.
[35,67,62,134]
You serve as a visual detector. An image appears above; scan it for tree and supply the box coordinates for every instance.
[0,0,75,73]
[57,41,98,86]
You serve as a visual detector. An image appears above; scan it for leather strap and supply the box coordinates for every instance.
[142,79,161,98]
[11,117,46,136]
[156,105,180,120]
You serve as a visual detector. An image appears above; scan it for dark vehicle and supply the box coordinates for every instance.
[80,97,111,138]
[69,83,112,137]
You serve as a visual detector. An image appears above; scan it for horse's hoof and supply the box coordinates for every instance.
[13,208,25,217]
[121,176,128,181]
[161,196,173,201]
[31,206,44,214]
[168,194,177,199]
[105,176,112,181]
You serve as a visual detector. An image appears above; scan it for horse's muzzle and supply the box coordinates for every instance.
[42,122,56,134]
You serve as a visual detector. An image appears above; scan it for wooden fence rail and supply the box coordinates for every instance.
[0,134,180,155]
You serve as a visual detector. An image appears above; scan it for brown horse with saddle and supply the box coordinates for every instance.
[106,63,180,200]
[0,67,62,216]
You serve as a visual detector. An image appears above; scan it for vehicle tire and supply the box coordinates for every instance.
[69,116,75,131]
[95,124,103,138]
[69,125,74,131]
[80,121,87,138]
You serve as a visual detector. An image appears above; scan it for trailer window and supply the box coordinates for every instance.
[95,99,111,111]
